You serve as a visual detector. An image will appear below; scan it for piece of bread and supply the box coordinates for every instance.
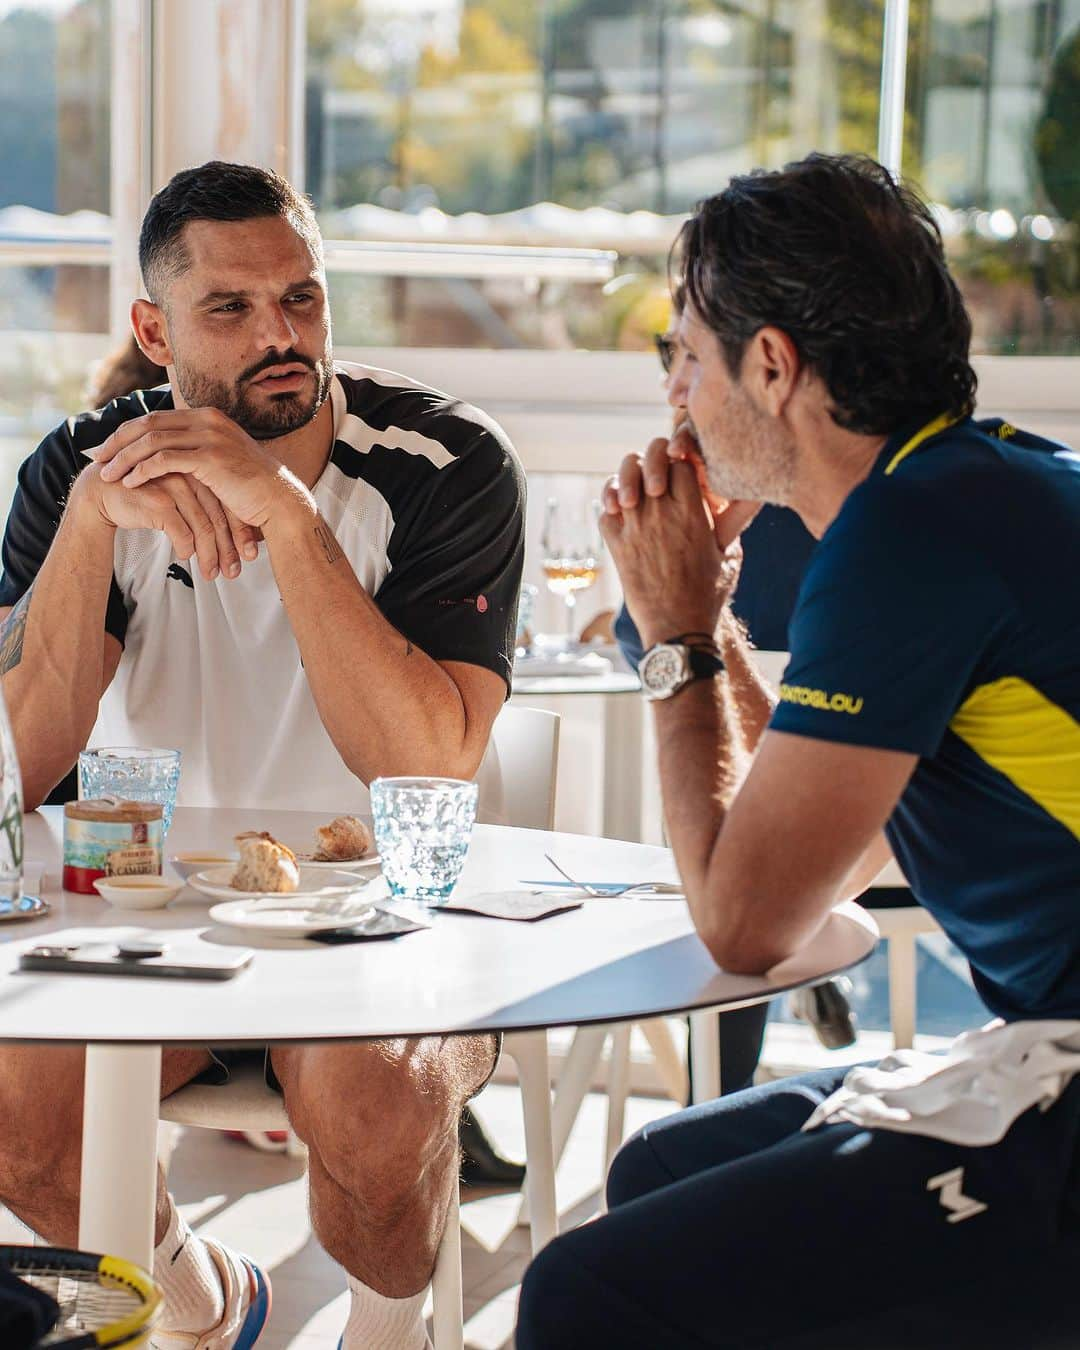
[314,815,373,862]
[231,832,300,893]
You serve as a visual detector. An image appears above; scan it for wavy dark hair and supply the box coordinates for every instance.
[676,154,977,435]
[139,161,322,306]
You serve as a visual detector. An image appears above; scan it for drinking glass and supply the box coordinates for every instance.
[540,497,602,651]
[78,747,182,834]
[370,776,478,906]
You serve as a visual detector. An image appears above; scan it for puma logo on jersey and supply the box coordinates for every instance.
[927,1167,988,1223]
[166,564,194,589]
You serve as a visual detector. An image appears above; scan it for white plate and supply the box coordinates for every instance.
[291,851,381,871]
[188,865,366,902]
[208,897,377,935]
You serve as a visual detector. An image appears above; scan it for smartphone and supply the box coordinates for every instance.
[19,941,254,980]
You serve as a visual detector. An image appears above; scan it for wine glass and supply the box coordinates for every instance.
[540,497,602,652]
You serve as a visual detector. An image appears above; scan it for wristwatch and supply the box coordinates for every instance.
[638,636,724,701]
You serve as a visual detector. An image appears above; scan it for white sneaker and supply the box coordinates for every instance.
[152,1239,271,1350]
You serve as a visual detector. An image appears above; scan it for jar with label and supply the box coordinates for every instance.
[63,798,163,894]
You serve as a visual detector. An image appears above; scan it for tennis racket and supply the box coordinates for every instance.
[0,1245,161,1348]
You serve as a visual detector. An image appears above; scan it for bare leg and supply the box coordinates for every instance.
[0,1045,213,1246]
[272,1034,496,1296]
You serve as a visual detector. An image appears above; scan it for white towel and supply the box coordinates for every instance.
[803,1019,1080,1145]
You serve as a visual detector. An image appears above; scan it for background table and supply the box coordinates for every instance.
[2,807,877,1268]
[510,671,661,843]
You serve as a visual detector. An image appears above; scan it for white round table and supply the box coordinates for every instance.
[3,807,877,1268]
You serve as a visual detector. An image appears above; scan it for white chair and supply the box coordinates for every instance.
[865,860,942,1050]
[159,703,562,1350]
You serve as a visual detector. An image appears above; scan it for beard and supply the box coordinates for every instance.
[692,387,797,506]
[172,347,334,440]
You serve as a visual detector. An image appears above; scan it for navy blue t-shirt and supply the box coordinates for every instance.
[771,414,1080,1021]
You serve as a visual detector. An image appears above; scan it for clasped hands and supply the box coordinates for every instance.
[599,427,759,649]
[83,407,307,582]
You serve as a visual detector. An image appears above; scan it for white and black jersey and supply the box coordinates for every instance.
[0,362,525,814]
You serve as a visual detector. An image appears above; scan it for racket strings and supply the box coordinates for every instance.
[15,1266,146,1342]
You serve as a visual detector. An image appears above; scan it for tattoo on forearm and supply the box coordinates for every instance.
[314,522,344,565]
[405,639,414,657]
[0,588,32,674]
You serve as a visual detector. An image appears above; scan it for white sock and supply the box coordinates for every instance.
[152,1199,225,1334]
[342,1274,432,1350]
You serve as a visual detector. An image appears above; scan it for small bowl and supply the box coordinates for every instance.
[93,875,185,910]
[169,852,236,883]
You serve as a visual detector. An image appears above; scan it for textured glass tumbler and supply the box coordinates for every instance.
[371,776,478,906]
[78,747,181,834]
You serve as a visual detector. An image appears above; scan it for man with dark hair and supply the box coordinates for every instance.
[517,153,1080,1347]
[0,160,525,1350]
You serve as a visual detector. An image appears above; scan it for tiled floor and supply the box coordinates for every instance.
[0,1082,678,1349]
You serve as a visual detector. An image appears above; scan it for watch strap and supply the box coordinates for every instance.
[686,645,725,678]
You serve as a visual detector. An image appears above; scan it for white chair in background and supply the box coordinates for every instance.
[159,703,562,1350]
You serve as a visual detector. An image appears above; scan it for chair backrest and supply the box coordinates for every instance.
[749,649,789,691]
[489,704,561,830]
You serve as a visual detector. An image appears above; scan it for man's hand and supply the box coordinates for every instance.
[73,462,259,583]
[599,434,758,647]
[91,408,310,533]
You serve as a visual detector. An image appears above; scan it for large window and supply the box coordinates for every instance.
[307,0,884,350]
[0,0,111,508]
[904,0,1080,356]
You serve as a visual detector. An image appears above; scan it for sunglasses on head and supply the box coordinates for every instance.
[654,333,677,375]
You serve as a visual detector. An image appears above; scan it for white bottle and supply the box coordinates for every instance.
[0,683,24,905]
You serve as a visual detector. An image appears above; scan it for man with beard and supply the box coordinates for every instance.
[0,162,525,1350]
[516,154,1080,1347]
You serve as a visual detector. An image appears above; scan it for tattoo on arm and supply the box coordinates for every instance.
[0,588,32,674]
[405,639,414,657]
[314,521,344,566]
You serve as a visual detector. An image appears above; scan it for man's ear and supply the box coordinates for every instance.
[131,299,173,368]
[745,326,800,417]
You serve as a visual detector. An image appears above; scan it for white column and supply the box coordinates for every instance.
[877,0,911,175]
[151,0,305,189]
[110,0,153,337]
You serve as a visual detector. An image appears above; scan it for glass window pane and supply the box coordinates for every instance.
[905,0,1080,355]
[0,0,111,519]
[307,0,884,350]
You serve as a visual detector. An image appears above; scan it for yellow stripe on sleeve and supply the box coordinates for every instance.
[949,676,1080,841]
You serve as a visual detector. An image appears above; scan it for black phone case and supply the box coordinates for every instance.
[18,949,254,980]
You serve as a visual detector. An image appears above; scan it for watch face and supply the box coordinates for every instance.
[640,644,686,697]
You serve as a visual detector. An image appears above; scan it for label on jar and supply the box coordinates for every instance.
[63,813,163,894]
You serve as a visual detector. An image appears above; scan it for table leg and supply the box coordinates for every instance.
[603,693,645,842]
[688,1011,722,1104]
[78,1043,162,1268]
[603,1024,632,1174]
[431,1183,464,1350]
[505,1030,558,1253]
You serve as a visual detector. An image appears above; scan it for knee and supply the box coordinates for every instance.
[283,1042,459,1192]
[605,1127,668,1210]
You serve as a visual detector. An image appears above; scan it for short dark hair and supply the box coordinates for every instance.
[677,153,977,435]
[139,161,322,304]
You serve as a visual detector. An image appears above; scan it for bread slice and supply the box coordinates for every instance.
[231,832,300,893]
[314,815,373,862]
